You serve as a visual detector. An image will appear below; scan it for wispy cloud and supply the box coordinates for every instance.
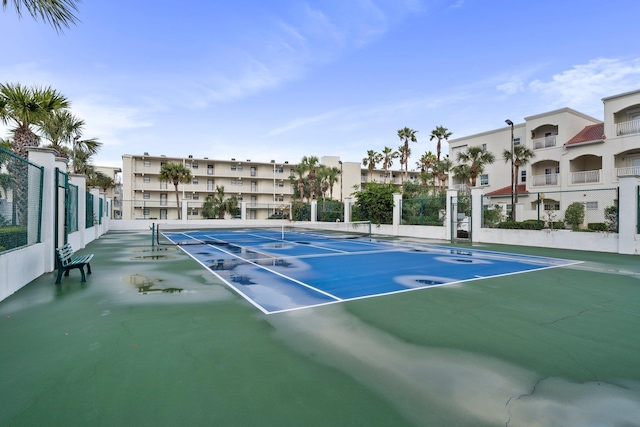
[529,57,640,111]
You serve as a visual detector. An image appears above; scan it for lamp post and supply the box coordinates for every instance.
[505,119,515,221]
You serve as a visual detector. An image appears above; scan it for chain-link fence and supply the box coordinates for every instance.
[67,183,79,233]
[316,201,343,222]
[401,196,446,226]
[0,148,44,253]
[481,187,619,232]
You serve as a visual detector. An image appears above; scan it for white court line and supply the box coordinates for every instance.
[172,232,343,303]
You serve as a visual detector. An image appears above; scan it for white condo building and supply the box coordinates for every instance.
[448,89,640,224]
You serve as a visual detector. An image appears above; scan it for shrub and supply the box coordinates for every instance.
[483,204,504,228]
[497,221,539,230]
[588,223,607,232]
[604,205,618,232]
[564,202,585,230]
[0,226,28,251]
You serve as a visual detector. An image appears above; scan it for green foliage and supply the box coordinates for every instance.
[588,223,607,231]
[352,183,395,225]
[604,205,618,232]
[564,202,585,230]
[0,225,28,251]
[402,197,446,225]
[482,204,504,228]
[201,186,239,219]
[497,221,539,230]
[317,200,343,222]
[291,201,311,221]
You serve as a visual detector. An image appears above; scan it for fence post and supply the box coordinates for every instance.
[471,188,483,241]
[343,197,352,222]
[446,189,457,241]
[392,193,402,229]
[618,176,640,254]
[310,200,317,222]
[26,148,57,272]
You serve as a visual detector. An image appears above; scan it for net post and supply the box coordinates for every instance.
[151,223,155,246]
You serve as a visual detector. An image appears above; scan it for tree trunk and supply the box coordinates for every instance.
[174,184,181,220]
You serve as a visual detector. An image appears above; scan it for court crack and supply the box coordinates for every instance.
[540,308,592,326]
[504,376,548,427]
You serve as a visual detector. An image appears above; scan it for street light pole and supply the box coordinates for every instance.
[505,119,515,221]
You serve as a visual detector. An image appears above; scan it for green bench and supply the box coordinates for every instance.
[55,243,94,284]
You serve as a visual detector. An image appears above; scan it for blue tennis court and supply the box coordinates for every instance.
[163,228,579,314]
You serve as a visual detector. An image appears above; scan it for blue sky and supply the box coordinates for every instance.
[2,0,640,168]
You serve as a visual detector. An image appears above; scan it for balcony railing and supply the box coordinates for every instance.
[531,173,559,186]
[570,169,600,184]
[616,166,640,177]
[616,119,640,136]
[532,135,557,149]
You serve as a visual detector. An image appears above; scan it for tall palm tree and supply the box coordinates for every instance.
[433,156,452,191]
[0,83,70,157]
[3,0,80,32]
[39,110,101,171]
[380,146,398,183]
[429,126,452,162]
[159,162,192,219]
[290,163,308,201]
[397,144,411,182]
[86,171,115,193]
[325,166,341,200]
[502,145,535,204]
[362,150,382,182]
[455,146,495,187]
[301,155,319,200]
[397,127,418,181]
[416,151,437,173]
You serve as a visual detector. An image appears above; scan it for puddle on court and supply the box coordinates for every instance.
[123,274,182,294]
[131,246,178,260]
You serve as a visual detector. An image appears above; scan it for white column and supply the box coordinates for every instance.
[343,197,352,223]
[446,189,458,241]
[27,148,57,272]
[471,188,483,240]
[310,200,317,222]
[618,176,639,254]
[392,193,402,235]
[241,201,247,220]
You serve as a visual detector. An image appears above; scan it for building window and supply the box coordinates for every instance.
[481,143,487,151]
[192,162,198,169]
[160,181,167,189]
[544,203,560,211]
[251,167,256,177]
[143,208,150,216]
[208,179,214,191]
[480,174,489,186]
[585,201,598,210]
[144,160,150,167]
[514,137,521,146]
[192,178,199,185]
[207,165,214,175]
[143,192,150,199]
[193,194,199,200]
[160,193,167,206]
[185,193,192,200]
[143,176,150,183]
[520,170,526,183]
[186,163,191,168]
[237,165,243,171]
[231,165,236,171]
[277,181,284,187]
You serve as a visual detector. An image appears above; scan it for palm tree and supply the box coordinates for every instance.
[433,156,452,191]
[0,83,70,157]
[429,126,452,162]
[86,171,115,193]
[3,0,80,32]
[362,150,382,182]
[380,146,398,183]
[290,163,308,201]
[39,110,101,171]
[416,151,437,173]
[159,162,192,219]
[502,145,535,204]
[397,127,418,181]
[455,146,495,187]
[301,156,319,200]
[325,166,341,200]
[397,144,411,182]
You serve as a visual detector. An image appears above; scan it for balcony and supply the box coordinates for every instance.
[531,173,559,187]
[570,169,600,184]
[616,166,640,177]
[616,119,640,136]
[532,135,557,149]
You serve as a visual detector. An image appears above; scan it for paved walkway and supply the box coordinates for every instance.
[1,231,639,426]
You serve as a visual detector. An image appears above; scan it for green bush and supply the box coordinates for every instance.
[0,226,28,251]
[588,223,607,231]
[497,221,539,230]
[565,202,585,230]
[604,205,618,232]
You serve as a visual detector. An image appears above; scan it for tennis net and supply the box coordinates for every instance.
[155,220,372,247]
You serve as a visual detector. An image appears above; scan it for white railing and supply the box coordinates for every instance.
[571,169,600,184]
[532,135,557,149]
[531,173,559,186]
[616,166,640,177]
[616,119,640,136]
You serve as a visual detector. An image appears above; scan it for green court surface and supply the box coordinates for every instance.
[1,231,639,426]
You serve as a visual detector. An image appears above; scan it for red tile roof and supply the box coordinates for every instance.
[565,123,604,146]
[485,184,528,197]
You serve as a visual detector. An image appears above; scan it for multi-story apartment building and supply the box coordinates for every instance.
[448,88,640,223]
[120,153,422,220]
